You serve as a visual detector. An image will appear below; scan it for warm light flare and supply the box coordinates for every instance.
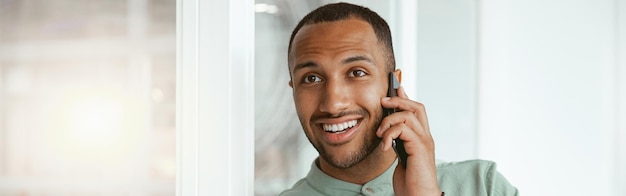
[68,95,125,147]
[45,87,147,164]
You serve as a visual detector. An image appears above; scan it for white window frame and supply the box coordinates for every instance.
[617,1,626,195]
[176,0,254,195]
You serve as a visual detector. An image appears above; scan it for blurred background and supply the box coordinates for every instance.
[0,0,176,195]
[254,0,625,196]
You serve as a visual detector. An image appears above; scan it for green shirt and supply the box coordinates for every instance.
[280,159,519,196]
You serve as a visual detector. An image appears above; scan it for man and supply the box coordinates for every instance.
[281,3,518,196]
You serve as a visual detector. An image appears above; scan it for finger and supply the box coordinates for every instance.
[397,86,409,99]
[380,122,433,155]
[377,111,425,138]
[376,111,430,147]
[381,96,422,113]
[378,123,416,151]
[381,97,431,133]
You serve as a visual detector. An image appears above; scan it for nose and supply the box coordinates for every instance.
[319,79,350,115]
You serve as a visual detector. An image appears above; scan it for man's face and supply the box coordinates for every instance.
[289,18,389,169]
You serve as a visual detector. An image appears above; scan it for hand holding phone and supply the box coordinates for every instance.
[380,73,441,195]
[383,73,408,168]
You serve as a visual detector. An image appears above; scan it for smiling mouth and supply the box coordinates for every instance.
[321,119,358,133]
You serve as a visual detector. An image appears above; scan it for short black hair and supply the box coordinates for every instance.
[287,2,395,73]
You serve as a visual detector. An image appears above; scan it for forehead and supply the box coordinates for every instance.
[289,18,383,70]
[293,18,376,46]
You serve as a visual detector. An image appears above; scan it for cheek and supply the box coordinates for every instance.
[352,83,386,108]
[293,90,318,120]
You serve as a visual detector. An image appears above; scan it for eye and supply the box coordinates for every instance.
[348,69,367,77]
[302,74,322,83]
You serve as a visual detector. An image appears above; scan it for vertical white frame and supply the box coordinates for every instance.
[176,0,254,195]
[616,0,626,195]
[393,0,418,99]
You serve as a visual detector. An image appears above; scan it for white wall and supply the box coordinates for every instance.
[417,0,625,195]
[479,0,621,195]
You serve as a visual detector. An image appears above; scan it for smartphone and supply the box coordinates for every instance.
[383,72,408,168]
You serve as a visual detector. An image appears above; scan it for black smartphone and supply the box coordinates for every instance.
[383,72,408,168]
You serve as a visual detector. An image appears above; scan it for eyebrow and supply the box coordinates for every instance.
[292,55,375,73]
[293,61,318,73]
[342,55,375,65]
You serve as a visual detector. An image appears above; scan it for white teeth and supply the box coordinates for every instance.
[322,120,358,133]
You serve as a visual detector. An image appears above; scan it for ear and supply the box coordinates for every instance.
[288,80,293,88]
[393,69,402,84]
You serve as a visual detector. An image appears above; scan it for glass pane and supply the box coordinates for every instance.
[254,1,316,195]
[0,0,176,195]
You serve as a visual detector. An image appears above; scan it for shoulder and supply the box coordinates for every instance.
[436,159,519,196]
[436,159,497,175]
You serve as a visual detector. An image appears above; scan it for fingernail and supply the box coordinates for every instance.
[382,97,391,101]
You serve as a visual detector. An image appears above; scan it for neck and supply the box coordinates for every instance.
[318,145,397,185]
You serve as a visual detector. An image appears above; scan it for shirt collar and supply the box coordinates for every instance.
[305,158,397,195]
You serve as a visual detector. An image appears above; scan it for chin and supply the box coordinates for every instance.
[319,137,380,169]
